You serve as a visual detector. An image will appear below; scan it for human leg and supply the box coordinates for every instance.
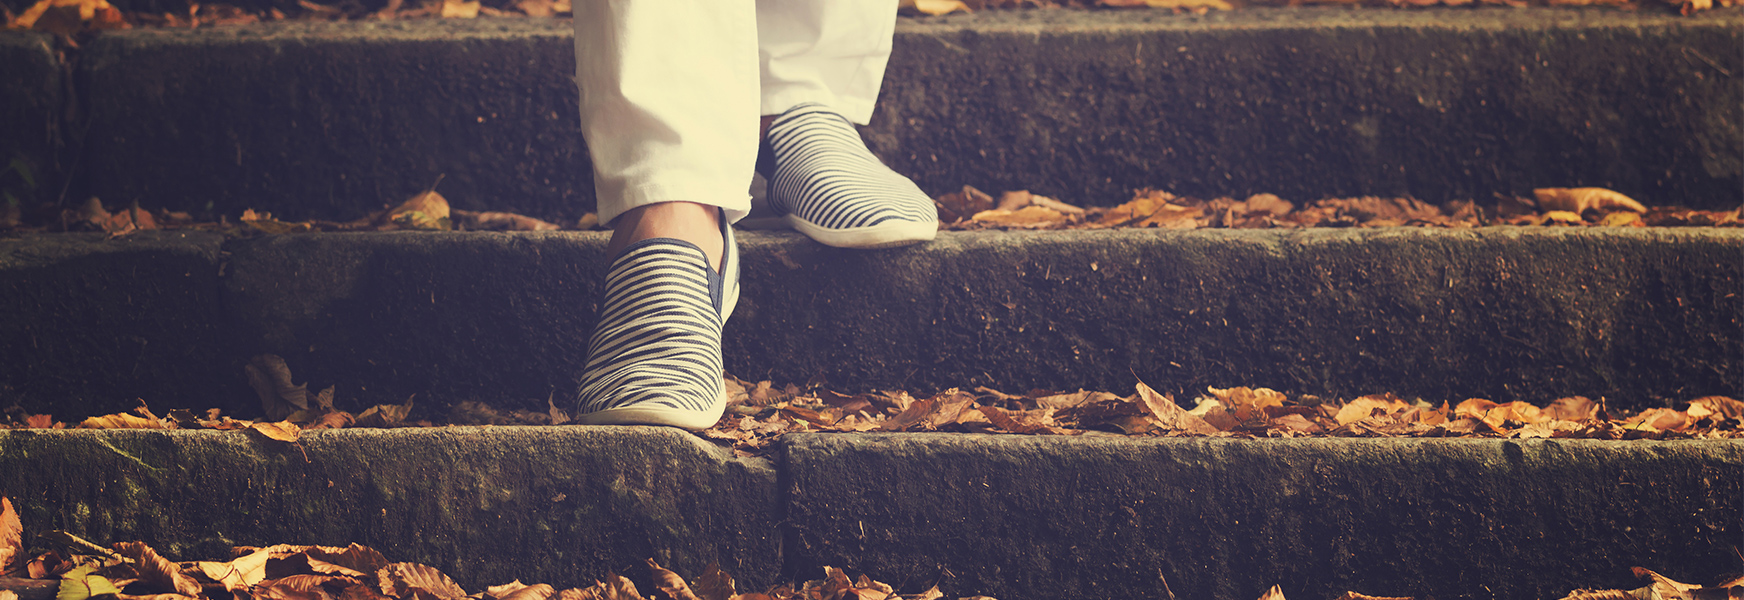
[571,0,753,428]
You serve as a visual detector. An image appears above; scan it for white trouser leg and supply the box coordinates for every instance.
[574,0,759,225]
[755,0,897,125]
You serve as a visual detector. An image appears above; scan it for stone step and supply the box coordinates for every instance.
[0,8,1739,223]
[0,428,1735,600]
[2,227,1738,421]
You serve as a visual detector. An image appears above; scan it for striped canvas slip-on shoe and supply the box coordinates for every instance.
[762,103,939,249]
[572,217,739,429]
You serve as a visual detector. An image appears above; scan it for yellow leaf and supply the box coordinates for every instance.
[57,566,120,600]
[198,548,269,591]
[440,0,479,18]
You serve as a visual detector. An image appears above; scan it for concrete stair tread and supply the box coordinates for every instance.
[0,426,1735,600]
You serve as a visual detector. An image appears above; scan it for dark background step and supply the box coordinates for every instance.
[0,9,1739,224]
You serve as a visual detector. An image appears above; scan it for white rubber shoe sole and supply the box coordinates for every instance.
[786,215,937,249]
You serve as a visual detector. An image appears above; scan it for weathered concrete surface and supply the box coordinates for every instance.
[75,20,589,222]
[220,231,606,416]
[0,32,60,205]
[874,8,1744,210]
[52,9,1744,221]
[0,231,240,419]
[784,434,1744,600]
[1,228,1738,419]
[0,426,782,590]
[732,228,1743,406]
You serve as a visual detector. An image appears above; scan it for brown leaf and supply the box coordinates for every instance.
[1624,408,1689,432]
[1687,396,1744,420]
[0,498,20,573]
[1544,397,1601,422]
[382,190,453,230]
[1534,187,1646,214]
[933,185,995,222]
[453,210,559,232]
[249,421,303,443]
[306,544,388,576]
[878,396,938,431]
[1137,381,1219,435]
[970,206,1071,230]
[1206,386,1286,424]
[1256,585,1286,600]
[645,559,699,600]
[500,584,554,600]
[356,395,416,428]
[689,564,734,600]
[378,563,467,600]
[77,412,167,429]
[248,355,310,421]
[112,542,203,596]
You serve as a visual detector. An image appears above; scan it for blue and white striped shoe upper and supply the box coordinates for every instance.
[764,103,938,248]
[573,226,737,429]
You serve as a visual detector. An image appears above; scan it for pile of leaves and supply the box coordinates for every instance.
[0,186,595,237]
[0,499,1739,600]
[0,499,963,600]
[2,355,1740,457]
[704,377,1744,455]
[938,186,1742,232]
[3,183,1738,241]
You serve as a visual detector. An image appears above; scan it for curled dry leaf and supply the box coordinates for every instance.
[1256,584,1286,600]
[647,559,700,600]
[1534,188,1646,214]
[248,355,310,421]
[970,206,1072,229]
[0,497,19,573]
[378,563,467,600]
[382,190,453,230]
[1688,396,1743,420]
[933,185,995,222]
[305,543,389,576]
[198,548,269,591]
[356,396,416,428]
[249,421,303,443]
[76,412,166,429]
[689,564,735,600]
[499,584,554,600]
[112,541,203,596]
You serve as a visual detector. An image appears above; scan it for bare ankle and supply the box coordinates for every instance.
[606,202,725,271]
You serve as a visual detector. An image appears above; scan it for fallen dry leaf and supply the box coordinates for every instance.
[248,355,310,421]
[77,412,166,429]
[198,548,270,591]
[249,421,303,443]
[113,541,204,596]
[1534,187,1647,214]
[439,0,478,18]
[0,497,19,573]
[378,563,467,600]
